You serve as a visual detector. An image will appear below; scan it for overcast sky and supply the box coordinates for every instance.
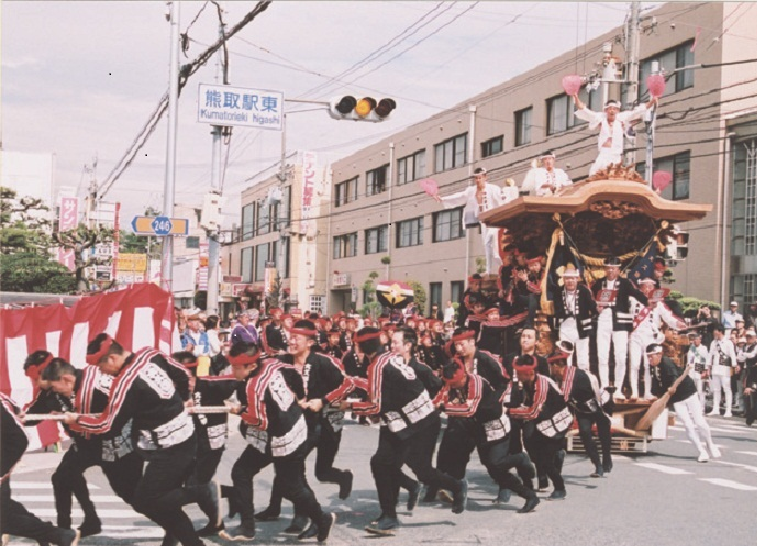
[1,1,657,225]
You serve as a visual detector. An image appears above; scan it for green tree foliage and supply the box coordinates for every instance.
[1,252,77,293]
[407,280,426,314]
[1,186,76,293]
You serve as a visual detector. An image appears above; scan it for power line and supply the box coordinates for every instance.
[98,1,273,200]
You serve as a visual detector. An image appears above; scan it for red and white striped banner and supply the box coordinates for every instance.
[0,283,175,450]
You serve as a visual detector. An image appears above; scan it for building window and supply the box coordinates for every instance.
[396,217,423,248]
[571,86,601,126]
[366,165,389,197]
[548,94,585,135]
[397,150,425,186]
[636,151,690,201]
[242,204,255,240]
[514,107,532,146]
[434,133,467,173]
[241,247,253,283]
[278,236,290,279]
[732,139,757,257]
[365,225,389,254]
[451,280,465,305]
[480,135,503,158]
[334,176,358,208]
[254,243,269,282]
[432,207,464,242]
[640,40,695,98]
[256,200,270,235]
[271,186,291,232]
[309,295,325,315]
[429,282,442,314]
[333,233,358,259]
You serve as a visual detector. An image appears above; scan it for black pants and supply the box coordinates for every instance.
[231,444,325,530]
[131,435,207,546]
[372,416,458,518]
[744,388,757,424]
[576,411,612,468]
[526,432,565,491]
[0,479,74,543]
[52,442,143,528]
[477,438,535,497]
[191,445,225,485]
[265,420,348,514]
[436,418,477,480]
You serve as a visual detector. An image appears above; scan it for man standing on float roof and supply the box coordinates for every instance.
[433,167,506,275]
[572,94,657,175]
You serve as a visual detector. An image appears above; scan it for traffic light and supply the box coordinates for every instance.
[329,96,396,122]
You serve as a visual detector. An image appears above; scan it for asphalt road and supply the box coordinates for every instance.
[6,413,757,546]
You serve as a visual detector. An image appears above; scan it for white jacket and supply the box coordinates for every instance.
[707,338,737,377]
[440,184,505,226]
[574,104,648,155]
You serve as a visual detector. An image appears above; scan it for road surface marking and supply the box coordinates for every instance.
[711,460,757,474]
[30,508,144,519]
[697,478,757,491]
[14,495,124,503]
[9,482,100,490]
[634,463,693,475]
[734,451,757,456]
[706,426,748,435]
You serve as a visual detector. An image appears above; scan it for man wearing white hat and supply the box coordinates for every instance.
[525,151,573,197]
[707,323,737,417]
[552,264,596,370]
[721,301,743,336]
[572,95,657,175]
[628,278,687,399]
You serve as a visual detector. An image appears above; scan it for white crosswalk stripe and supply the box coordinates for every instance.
[698,478,757,491]
[633,462,692,475]
[6,482,164,540]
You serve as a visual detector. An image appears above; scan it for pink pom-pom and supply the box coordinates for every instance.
[562,75,582,97]
[646,74,666,99]
[420,178,439,197]
[653,170,672,191]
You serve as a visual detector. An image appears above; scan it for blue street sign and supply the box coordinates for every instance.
[151,216,172,235]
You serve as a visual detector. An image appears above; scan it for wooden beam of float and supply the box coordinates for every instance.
[480,176,712,228]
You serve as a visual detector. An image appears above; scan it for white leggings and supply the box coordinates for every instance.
[710,374,733,415]
[673,394,716,456]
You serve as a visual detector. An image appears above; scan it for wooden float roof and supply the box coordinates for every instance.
[480,177,712,227]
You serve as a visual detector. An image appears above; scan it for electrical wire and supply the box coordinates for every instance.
[98,0,272,200]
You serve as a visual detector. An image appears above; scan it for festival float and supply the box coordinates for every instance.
[479,165,712,452]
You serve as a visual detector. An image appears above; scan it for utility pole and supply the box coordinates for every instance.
[644,60,659,188]
[623,1,642,167]
[161,1,180,294]
[206,3,227,316]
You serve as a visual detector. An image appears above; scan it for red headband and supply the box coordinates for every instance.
[443,359,467,385]
[451,330,476,343]
[290,327,318,338]
[547,351,571,364]
[25,353,54,382]
[86,335,113,366]
[355,331,382,344]
[513,355,537,372]
[526,257,542,265]
[228,351,261,368]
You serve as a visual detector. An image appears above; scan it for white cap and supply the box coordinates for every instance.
[730,301,738,306]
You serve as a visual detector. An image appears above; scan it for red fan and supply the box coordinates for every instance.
[646,74,666,99]
[562,75,582,97]
[420,178,439,197]
[653,170,672,191]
